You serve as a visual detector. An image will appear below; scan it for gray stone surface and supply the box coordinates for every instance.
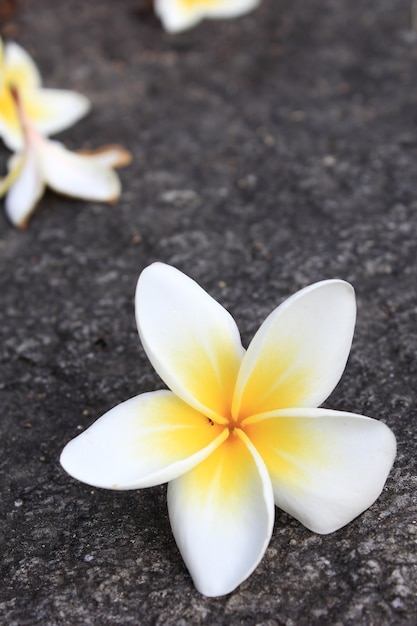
[1,0,416,624]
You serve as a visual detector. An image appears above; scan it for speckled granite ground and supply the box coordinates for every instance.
[0,1,416,624]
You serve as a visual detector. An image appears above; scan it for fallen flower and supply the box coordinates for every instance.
[154,0,261,33]
[0,88,132,228]
[0,37,90,150]
[61,263,396,597]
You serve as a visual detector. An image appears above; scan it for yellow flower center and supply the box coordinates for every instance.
[207,412,246,440]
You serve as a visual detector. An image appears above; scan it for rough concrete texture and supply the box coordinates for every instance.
[1,0,417,624]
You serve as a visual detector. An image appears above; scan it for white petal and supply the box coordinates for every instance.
[168,429,274,596]
[155,0,260,33]
[0,89,22,151]
[0,154,22,197]
[4,150,45,228]
[22,88,91,138]
[0,80,33,151]
[0,66,90,151]
[40,139,122,202]
[75,145,132,169]
[60,390,228,490]
[245,408,396,533]
[5,41,41,89]
[136,263,244,424]
[232,280,356,419]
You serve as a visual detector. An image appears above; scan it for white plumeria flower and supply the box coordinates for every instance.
[154,0,261,33]
[0,37,90,151]
[0,88,131,228]
[61,263,396,597]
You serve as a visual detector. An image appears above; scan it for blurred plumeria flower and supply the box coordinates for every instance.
[155,0,261,33]
[0,37,90,151]
[0,87,132,228]
[61,263,396,597]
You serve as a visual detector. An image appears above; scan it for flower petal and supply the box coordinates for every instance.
[155,0,261,33]
[245,408,396,533]
[75,145,132,169]
[232,280,356,419]
[60,390,228,490]
[0,39,90,150]
[0,154,23,197]
[0,40,42,149]
[136,263,244,424]
[4,150,45,228]
[168,428,274,596]
[0,84,23,151]
[21,88,90,140]
[40,139,122,203]
[5,40,41,89]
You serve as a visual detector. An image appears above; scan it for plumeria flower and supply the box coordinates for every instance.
[0,87,132,228]
[0,37,90,151]
[154,0,261,33]
[61,263,396,597]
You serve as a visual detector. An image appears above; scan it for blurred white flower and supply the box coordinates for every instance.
[0,87,131,228]
[155,0,261,33]
[0,37,90,150]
